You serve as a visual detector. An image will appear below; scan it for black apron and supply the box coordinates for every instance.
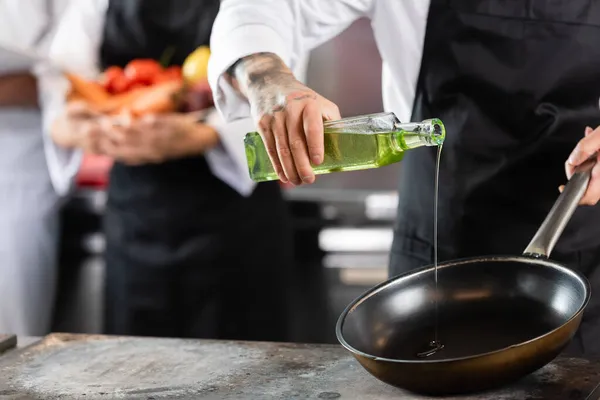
[100,0,294,341]
[390,0,600,356]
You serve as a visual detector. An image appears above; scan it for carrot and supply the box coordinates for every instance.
[66,75,183,116]
[94,87,151,114]
[66,90,85,103]
[65,72,111,105]
[128,80,184,116]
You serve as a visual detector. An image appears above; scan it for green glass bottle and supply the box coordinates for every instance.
[244,112,445,182]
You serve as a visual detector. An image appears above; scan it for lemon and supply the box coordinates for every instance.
[182,46,211,84]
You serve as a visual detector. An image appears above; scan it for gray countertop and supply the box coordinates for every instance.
[0,333,599,399]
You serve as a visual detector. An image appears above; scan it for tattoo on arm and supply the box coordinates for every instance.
[227,53,296,96]
[225,52,316,116]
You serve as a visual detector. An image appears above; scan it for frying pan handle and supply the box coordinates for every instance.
[523,154,597,258]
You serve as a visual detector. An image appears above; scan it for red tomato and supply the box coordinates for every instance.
[164,66,182,79]
[103,66,123,83]
[110,74,132,94]
[103,66,126,92]
[152,66,183,84]
[124,59,163,85]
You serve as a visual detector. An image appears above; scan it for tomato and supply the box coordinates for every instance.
[152,66,183,84]
[103,66,123,85]
[110,74,132,94]
[164,66,182,79]
[124,59,162,85]
[102,66,126,93]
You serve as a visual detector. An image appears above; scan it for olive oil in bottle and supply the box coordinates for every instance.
[244,112,445,182]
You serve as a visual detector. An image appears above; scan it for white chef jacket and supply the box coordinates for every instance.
[36,0,309,197]
[0,0,70,184]
[209,0,430,127]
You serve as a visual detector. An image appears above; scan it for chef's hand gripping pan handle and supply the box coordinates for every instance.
[524,155,597,258]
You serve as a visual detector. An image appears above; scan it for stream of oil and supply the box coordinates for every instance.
[416,144,445,358]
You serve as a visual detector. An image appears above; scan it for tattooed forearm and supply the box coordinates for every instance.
[227,53,297,97]
[225,52,317,118]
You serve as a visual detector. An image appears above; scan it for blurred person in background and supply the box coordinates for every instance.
[0,0,70,336]
[38,0,307,341]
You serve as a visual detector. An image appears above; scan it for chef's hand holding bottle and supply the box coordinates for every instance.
[228,53,340,186]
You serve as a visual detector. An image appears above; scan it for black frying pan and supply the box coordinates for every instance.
[336,157,596,396]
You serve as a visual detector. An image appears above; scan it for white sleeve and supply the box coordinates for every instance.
[208,0,374,122]
[33,0,107,196]
[203,110,255,196]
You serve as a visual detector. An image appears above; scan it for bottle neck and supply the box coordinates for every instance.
[391,119,445,152]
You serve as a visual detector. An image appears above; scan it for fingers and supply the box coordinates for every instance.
[580,160,600,205]
[321,99,341,122]
[100,118,127,144]
[563,126,600,206]
[566,126,600,177]
[66,101,101,120]
[258,116,286,182]
[253,86,340,185]
[81,122,106,154]
[302,101,324,167]
[272,112,301,185]
[288,106,314,184]
[585,126,594,136]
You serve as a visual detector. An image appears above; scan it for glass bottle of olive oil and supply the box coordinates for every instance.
[244,112,445,182]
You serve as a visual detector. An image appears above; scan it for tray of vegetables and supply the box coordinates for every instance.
[66,46,213,118]
[72,46,213,188]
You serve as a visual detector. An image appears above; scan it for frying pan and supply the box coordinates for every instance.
[336,156,596,396]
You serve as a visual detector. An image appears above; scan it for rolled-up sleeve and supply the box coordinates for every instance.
[208,0,374,123]
[34,0,106,196]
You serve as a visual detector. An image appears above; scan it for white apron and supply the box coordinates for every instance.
[0,110,60,336]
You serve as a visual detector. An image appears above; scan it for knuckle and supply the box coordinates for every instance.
[271,125,288,140]
[258,118,271,133]
[289,138,306,151]
[265,146,278,158]
[276,144,292,157]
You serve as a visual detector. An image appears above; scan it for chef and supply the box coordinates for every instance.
[208,1,600,354]
[0,0,71,336]
[38,0,307,340]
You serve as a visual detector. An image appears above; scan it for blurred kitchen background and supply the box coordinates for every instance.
[52,19,401,344]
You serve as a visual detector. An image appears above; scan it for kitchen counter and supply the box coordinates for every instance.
[0,333,599,399]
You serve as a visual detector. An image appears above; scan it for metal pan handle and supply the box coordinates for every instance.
[523,154,597,258]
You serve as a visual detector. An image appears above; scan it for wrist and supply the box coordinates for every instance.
[188,123,219,154]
